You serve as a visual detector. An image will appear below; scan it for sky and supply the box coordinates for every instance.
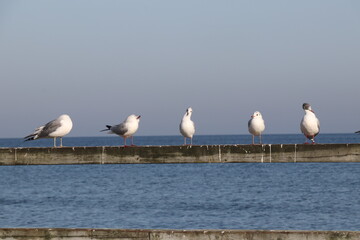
[0,0,360,137]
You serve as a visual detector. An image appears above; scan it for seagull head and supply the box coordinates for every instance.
[302,103,314,113]
[58,114,72,124]
[59,114,71,119]
[251,111,262,119]
[127,114,141,123]
[186,107,193,116]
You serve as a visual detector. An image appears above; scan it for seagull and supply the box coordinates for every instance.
[24,114,73,147]
[300,103,320,144]
[179,107,195,145]
[101,114,141,146]
[248,111,265,144]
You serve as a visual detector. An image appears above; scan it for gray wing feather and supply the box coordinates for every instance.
[111,123,128,136]
[248,119,252,128]
[38,119,62,138]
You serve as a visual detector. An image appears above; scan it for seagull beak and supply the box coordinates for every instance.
[137,115,141,119]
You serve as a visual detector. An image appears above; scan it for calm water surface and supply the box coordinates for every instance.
[0,134,359,230]
[0,163,359,230]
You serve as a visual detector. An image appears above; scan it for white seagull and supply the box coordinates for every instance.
[248,111,265,144]
[179,107,195,145]
[300,103,320,144]
[101,114,141,146]
[24,114,73,147]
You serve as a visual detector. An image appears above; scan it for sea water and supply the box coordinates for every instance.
[0,134,359,230]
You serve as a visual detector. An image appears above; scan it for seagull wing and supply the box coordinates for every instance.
[248,119,252,128]
[37,118,62,138]
[111,122,128,136]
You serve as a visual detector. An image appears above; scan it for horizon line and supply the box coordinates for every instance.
[0,132,358,139]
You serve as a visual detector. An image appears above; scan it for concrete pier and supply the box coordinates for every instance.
[0,144,359,165]
[0,228,359,240]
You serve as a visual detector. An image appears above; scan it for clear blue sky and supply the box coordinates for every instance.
[0,0,359,137]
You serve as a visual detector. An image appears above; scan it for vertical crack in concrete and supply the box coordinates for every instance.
[218,145,222,162]
[14,148,17,163]
[101,146,105,164]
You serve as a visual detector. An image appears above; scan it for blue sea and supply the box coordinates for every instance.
[0,134,359,231]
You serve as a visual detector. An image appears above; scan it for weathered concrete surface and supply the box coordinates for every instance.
[0,144,360,165]
[0,228,359,240]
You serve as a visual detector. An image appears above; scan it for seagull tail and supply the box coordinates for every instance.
[24,126,43,142]
[24,134,36,142]
[355,131,360,134]
[100,125,112,132]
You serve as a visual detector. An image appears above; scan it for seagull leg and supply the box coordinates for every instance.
[184,137,186,145]
[259,134,262,144]
[252,135,255,145]
[311,136,316,144]
[304,135,309,144]
[53,138,57,147]
[190,137,193,146]
[124,137,127,147]
[131,136,136,146]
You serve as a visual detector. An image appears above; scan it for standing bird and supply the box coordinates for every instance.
[24,114,73,147]
[101,114,141,146]
[248,111,265,144]
[300,103,320,144]
[179,107,195,145]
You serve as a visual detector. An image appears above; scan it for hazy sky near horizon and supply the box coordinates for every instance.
[0,0,360,137]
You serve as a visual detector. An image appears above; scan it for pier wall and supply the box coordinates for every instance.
[0,144,359,165]
[0,228,359,240]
